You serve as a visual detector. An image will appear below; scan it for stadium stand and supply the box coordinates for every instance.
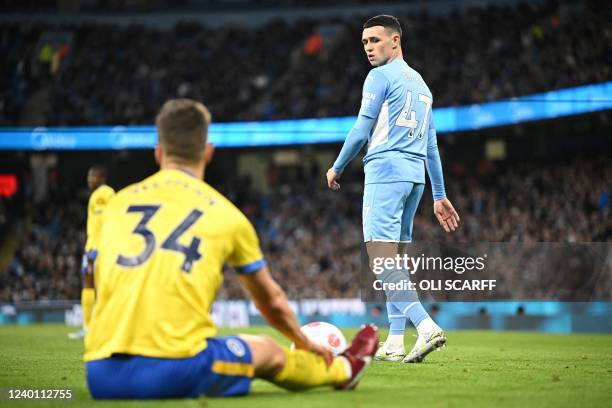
[0,192,84,303]
[1,156,609,302]
[1,0,610,125]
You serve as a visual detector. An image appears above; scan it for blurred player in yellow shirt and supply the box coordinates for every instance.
[84,98,379,399]
[68,165,114,340]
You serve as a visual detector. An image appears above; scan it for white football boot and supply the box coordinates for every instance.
[403,329,446,363]
[374,340,406,362]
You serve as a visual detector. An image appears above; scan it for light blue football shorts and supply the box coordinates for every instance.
[362,182,425,243]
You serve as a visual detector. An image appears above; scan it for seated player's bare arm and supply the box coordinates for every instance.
[237,266,333,366]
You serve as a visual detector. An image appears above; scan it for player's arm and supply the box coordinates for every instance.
[237,267,309,347]
[230,216,333,364]
[83,194,98,285]
[425,115,459,232]
[327,115,375,190]
[84,187,114,276]
[238,267,333,366]
[327,71,389,190]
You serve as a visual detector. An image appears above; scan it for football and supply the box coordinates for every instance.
[291,321,348,355]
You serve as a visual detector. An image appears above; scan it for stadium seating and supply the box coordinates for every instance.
[1,1,610,125]
[3,156,608,302]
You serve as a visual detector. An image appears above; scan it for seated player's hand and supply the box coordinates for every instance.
[433,198,460,232]
[326,168,342,191]
[296,337,334,367]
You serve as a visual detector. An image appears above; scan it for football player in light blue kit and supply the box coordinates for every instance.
[326,15,460,363]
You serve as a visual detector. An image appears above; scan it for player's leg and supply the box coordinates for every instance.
[363,182,409,360]
[239,325,378,391]
[398,183,446,363]
[86,328,379,399]
[69,252,95,339]
[239,334,347,390]
[374,301,407,361]
[395,182,430,332]
[82,252,96,327]
[365,238,408,362]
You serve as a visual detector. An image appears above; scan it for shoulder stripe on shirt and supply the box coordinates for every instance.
[235,259,266,274]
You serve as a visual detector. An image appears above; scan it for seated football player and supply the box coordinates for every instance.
[84,98,379,399]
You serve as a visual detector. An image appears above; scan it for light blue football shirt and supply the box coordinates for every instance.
[332,58,446,200]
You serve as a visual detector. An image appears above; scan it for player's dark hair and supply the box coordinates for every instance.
[89,164,107,179]
[155,98,211,165]
[363,15,402,37]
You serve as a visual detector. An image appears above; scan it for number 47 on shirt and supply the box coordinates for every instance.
[395,92,432,140]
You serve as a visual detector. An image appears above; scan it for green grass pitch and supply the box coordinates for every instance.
[1,325,611,407]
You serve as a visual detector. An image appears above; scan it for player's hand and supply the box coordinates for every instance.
[295,337,334,367]
[326,168,342,191]
[434,197,460,232]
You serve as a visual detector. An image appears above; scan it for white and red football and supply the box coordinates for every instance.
[291,321,348,355]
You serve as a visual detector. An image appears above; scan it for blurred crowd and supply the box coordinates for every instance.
[0,194,85,303]
[4,0,431,13]
[416,156,611,243]
[0,197,16,238]
[0,24,43,125]
[0,155,610,303]
[2,1,610,125]
[219,155,612,299]
[261,1,611,119]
